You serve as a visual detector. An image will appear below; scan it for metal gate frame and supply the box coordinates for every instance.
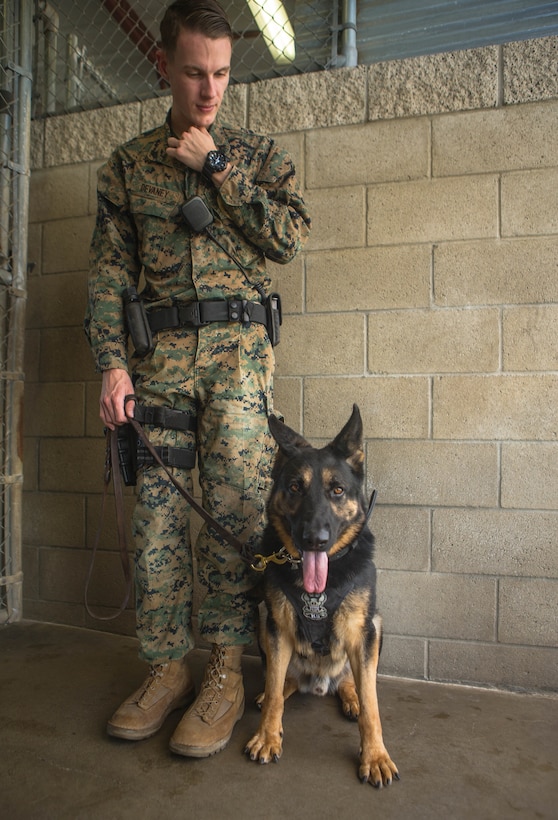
[0,0,32,623]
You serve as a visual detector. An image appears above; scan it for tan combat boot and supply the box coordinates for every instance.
[169,645,244,757]
[107,658,195,741]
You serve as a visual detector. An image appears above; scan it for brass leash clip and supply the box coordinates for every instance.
[250,547,293,573]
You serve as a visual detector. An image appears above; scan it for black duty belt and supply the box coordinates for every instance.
[148,299,268,334]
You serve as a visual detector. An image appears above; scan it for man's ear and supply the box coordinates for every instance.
[157,48,170,83]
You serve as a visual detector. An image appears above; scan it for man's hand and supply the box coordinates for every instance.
[167,126,215,172]
[100,368,135,429]
[167,127,231,186]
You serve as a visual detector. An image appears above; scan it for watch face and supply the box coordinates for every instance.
[205,150,227,175]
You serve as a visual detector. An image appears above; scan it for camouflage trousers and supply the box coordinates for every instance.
[130,321,276,663]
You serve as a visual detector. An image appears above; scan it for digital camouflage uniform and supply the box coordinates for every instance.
[85,117,311,663]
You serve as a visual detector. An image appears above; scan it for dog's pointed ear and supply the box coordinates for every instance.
[330,404,364,473]
[268,414,312,458]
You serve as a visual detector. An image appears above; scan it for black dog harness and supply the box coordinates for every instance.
[282,577,358,656]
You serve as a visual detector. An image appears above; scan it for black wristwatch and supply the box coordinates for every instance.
[202,150,228,178]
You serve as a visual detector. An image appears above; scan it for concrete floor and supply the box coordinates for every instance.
[1,622,556,820]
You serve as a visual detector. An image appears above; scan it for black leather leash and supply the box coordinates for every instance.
[84,428,132,620]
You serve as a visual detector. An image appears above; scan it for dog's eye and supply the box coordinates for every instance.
[332,486,345,497]
[288,481,301,494]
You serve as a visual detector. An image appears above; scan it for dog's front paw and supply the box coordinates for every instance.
[245,729,283,764]
[359,747,399,788]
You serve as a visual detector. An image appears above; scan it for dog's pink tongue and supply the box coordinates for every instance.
[303,551,328,594]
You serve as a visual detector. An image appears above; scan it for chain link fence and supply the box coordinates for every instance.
[32,0,343,118]
[1,0,32,623]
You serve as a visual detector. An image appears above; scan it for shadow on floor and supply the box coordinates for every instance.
[1,621,556,820]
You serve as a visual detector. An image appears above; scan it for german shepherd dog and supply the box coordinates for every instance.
[245,405,399,787]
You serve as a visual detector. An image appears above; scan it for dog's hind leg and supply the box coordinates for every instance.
[348,614,399,788]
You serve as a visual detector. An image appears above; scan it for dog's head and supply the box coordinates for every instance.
[267,404,367,594]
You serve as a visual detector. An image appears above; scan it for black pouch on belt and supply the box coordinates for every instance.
[265,292,282,346]
[123,286,154,357]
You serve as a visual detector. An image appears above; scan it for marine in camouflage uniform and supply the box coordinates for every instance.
[86,117,310,659]
[85,0,310,759]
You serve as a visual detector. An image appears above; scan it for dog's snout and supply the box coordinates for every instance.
[302,524,330,549]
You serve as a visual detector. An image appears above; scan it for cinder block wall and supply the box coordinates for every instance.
[24,37,558,692]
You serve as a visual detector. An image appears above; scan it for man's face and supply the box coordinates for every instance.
[158,29,232,133]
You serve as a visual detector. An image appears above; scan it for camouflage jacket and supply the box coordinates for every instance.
[85,118,311,372]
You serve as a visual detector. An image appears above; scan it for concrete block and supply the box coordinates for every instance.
[24,329,40,382]
[303,376,429,440]
[27,222,42,274]
[367,176,498,245]
[40,328,92,383]
[23,492,85,548]
[40,438,106,493]
[22,544,39,599]
[434,375,558,440]
[306,119,429,188]
[373,506,431,572]
[29,165,90,224]
[432,509,558,577]
[428,640,558,691]
[367,308,499,374]
[368,47,498,120]
[85,381,103,437]
[269,254,304,314]
[503,305,558,372]
[40,547,132,610]
[26,271,88,330]
[249,68,367,133]
[30,120,45,170]
[432,101,558,176]
[376,570,497,641]
[501,443,558,510]
[275,313,365,376]
[499,579,558,647]
[23,437,39,493]
[24,383,84,438]
[273,377,302,430]
[42,216,95,274]
[88,162,103,213]
[304,186,365,251]
[434,237,558,306]
[501,168,558,237]
[306,245,431,312]
[503,37,558,105]
[23,598,86,628]
[378,635,426,680]
[44,104,141,166]
[367,441,498,507]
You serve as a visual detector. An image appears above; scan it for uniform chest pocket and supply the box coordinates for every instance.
[129,191,186,272]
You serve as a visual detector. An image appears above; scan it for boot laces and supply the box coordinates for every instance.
[137,662,169,705]
[194,647,229,717]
